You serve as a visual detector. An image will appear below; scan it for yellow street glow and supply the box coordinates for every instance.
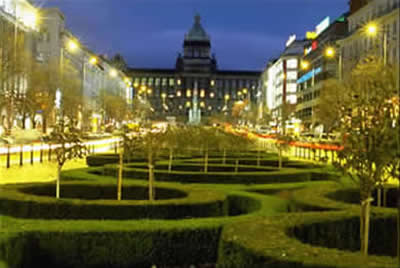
[110,69,117,77]
[301,60,310,70]
[68,40,78,51]
[366,23,378,36]
[325,47,335,58]
[89,57,97,65]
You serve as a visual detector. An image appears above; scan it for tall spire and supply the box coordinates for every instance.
[185,13,210,41]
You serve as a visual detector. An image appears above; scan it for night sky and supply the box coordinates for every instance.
[35,0,349,71]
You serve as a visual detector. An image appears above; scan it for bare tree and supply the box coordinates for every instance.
[50,120,87,199]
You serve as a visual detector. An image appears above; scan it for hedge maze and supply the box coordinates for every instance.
[0,151,397,267]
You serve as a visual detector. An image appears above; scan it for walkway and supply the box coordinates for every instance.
[0,159,87,185]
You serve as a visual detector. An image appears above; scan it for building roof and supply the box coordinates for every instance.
[184,14,210,41]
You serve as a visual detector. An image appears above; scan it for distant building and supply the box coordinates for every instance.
[128,14,261,121]
[296,14,348,133]
[260,36,308,133]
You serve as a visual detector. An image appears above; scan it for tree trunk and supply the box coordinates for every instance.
[278,146,282,169]
[377,187,382,207]
[56,164,61,199]
[42,116,47,134]
[168,148,173,173]
[222,149,226,165]
[360,195,373,256]
[204,149,209,173]
[235,159,239,173]
[397,184,400,263]
[148,153,155,201]
[117,150,123,201]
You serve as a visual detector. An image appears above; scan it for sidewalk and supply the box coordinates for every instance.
[0,159,87,185]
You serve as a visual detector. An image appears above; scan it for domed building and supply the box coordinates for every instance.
[128,14,261,122]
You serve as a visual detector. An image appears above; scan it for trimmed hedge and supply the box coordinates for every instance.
[218,211,397,268]
[102,163,334,185]
[0,226,222,268]
[0,182,229,220]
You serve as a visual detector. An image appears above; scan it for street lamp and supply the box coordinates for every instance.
[365,22,388,66]
[89,56,98,65]
[300,60,310,70]
[324,46,343,81]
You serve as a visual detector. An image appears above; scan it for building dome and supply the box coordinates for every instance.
[185,14,210,41]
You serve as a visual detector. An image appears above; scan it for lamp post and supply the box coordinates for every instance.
[324,46,343,81]
[365,22,388,66]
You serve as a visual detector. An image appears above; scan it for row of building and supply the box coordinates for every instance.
[261,0,400,134]
[0,1,132,134]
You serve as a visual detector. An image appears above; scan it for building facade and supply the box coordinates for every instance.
[260,36,308,133]
[340,0,400,76]
[296,15,348,132]
[128,15,261,122]
[0,0,39,133]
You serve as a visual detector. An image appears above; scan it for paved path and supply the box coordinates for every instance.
[0,159,87,185]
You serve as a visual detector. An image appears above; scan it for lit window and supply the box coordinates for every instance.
[162,78,167,86]
[210,92,215,98]
[208,106,212,111]
[177,90,182,97]
[186,101,191,107]
[169,78,175,86]
[210,80,215,86]
[177,79,182,85]
[200,101,205,108]
[186,89,191,98]
[200,89,205,98]
[155,78,160,86]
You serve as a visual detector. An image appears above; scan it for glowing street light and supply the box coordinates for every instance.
[67,40,78,52]
[300,60,310,70]
[110,69,118,77]
[89,57,98,65]
[325,47,336,58]
[366,22,378,36]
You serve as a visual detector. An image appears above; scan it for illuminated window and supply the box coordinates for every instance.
[208,106,212,111]
[169,78,175,86]
[162,78,167,86]
[210,92,215,98]
[200,101,205,108]
[155,78,160,86]
[186,89,191,98]
[148,78,154,86]
[287,72,297,80]
[186,101,191,107]
[210,80,215,86]
[177,79,182,85]
[287,59,298,69]
[141,78,146,85]
[177,90,182,97]
[200,89,205,98]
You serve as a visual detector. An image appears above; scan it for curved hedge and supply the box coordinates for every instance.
[218,211,397,268]
[102,163,334,185]
[0,182,229,220]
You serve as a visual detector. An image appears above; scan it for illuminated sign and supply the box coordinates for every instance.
[297,67,322,84]
[286,34,296,47]
[306,32,318,40]
[312,40,318,50]
[316,17,330,36]
[305,17,331,40]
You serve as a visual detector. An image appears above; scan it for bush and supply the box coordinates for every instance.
[0,226,222,268]
[0,182,228,220]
